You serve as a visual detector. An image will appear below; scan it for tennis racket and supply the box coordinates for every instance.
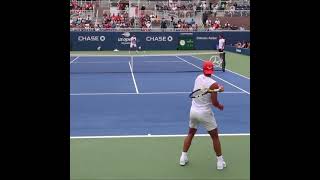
[189,88,221,98]
[209,55,222,68]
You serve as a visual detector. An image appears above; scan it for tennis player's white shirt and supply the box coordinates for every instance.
[218,38,225,50]
[130,36,137,48]
[190,74,217,131]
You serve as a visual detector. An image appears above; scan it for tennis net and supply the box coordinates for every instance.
[70,52,226,74]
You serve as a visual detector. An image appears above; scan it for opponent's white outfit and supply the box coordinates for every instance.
[190,74,217,131]
[130,36,137,48]
[218,38,225,50]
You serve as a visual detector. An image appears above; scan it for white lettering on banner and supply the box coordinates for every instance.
[78,36,106,42]
[236,48,242,52]
[122,32,131,37]
[99,36,106,41]
[146,36,173,42]
[118,37,131,45]
[196,36,217,40]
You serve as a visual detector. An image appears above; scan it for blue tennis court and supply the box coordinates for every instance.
[70,54,250,137]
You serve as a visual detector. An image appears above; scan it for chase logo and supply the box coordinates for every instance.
[99,36,105,41]
[122,32,131,37]
[78,36,106,42]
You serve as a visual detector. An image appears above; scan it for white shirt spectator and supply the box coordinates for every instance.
[86,15,91,21]
[215,19,220,25]
[150,15,156,22]
[146,21,151,28]
[230,5,235,12]
[206,19,211,26]
[203,3,207,10]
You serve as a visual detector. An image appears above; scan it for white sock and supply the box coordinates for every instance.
[182,152,188,157]
[217,155,224,161]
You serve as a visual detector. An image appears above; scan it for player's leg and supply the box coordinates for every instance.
[183,128,197,152]
[133,43,138,53]
[129,43,133,53]
[180,110,198,166]
[204,112,226,170]
[208,128,222,156]
[208,128,226,170]
[218,50,226,72]
[180,127,197,166]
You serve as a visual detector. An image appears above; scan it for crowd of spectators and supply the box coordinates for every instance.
[235,40,250,48]
[70,0,250,31]
[70,0,93,11]
[102,12,134,29]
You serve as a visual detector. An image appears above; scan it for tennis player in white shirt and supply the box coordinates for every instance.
[218,35,226,72]
[130,34,137,52]
[179,60,226,170]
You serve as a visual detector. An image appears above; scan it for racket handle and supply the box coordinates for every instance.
[208,88,221,93]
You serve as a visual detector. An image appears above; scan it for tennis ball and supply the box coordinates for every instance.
[147,134,151,136]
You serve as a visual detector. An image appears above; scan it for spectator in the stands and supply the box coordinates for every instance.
[161,19,167,30]
[202,12,208,26]
[224,21,230,29]
[203,2,207,11]
[112,21,116,28]
[191,18,195,25]
[241,41,247,48]
[244,42,249,48]
[206,19,211,27]
[235,41,242,48]
[215,18,220,26]
[146,20,151,29]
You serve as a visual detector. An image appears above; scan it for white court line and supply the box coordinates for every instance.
[70,91,246,95]
[72,61,184,64]
[191,55,250,79]
[129,60,139,94]
[143,61,183,63]
[176,56,250,95]
[73,61,127,64]
[70,133,250,139]
[70,56,79,64]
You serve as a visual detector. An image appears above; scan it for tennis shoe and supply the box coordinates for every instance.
[179,155,189,166]
[217,160,226,170]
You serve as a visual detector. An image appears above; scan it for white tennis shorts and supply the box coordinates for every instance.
[130,43,137,48]
[189,109,217,131]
